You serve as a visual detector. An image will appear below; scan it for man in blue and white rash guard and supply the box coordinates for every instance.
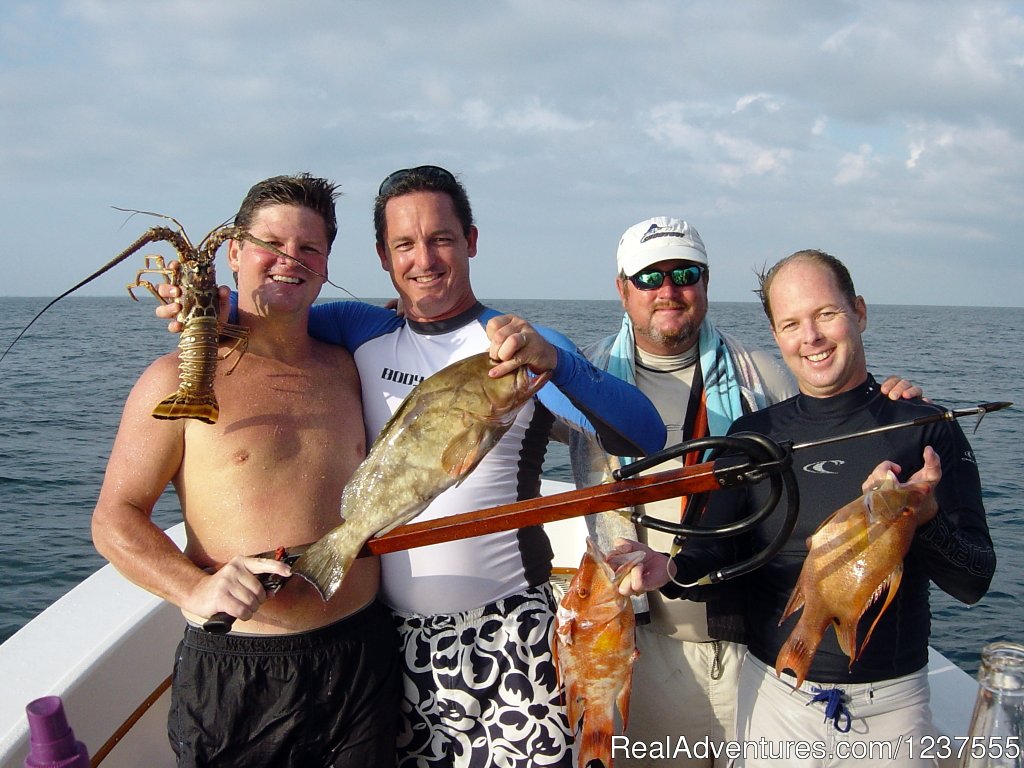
[304,166,665,768]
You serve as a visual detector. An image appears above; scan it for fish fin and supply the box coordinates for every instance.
[611,551,646,585]
[834,617,860,663]
[617,647,639,730]
[563,680,584,734]
[440,422,492,476]
[870,471,900,492]
[854,563,903,662]
[152,391,219,424]
[778,584,806,624]
[553,618,582,725]
[579,710,614,768]
[555,614,574,648]
[291,530,355,601]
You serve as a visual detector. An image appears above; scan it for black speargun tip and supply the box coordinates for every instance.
[979,401,1013,412]
[960,401,1013,434]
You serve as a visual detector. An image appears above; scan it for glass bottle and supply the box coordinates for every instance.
[961,641,1024,768]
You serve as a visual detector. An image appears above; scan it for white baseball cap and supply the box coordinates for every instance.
[616,217,708,277]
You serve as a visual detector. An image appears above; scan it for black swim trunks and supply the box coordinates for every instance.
[168,599,400,768]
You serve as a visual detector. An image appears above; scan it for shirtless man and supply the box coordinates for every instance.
[91,174,399,768]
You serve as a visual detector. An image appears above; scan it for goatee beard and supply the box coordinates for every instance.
[635,320,699,354]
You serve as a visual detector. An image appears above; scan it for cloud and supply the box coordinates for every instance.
[834,144,878,185]
[734,93,782,114]
[459,98,593,133]
[0,0,1021,306]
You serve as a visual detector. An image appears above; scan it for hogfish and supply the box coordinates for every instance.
[775,472,936,687]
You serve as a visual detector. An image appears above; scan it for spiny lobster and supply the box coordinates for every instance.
[0,212,309,424]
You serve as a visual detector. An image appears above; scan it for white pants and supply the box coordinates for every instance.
[733,653,939,768]
[616,628,744,768]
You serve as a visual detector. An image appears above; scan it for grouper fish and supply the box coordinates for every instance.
[293,352,549,601]
[775,472,937,687]
[554,538,644,768]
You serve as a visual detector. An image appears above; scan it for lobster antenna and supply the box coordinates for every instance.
[112,207,188,233]
[1,208,194,365]
[234,232,361,302]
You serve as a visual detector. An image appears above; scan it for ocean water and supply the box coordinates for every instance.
[0,296,1020,677]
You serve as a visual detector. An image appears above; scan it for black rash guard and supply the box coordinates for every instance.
[663,375,995,684]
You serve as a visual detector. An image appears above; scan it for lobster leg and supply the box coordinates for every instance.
[127,255,180,304]
[219,325,249,376]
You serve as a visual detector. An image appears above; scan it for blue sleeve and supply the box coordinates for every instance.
[532,323,666,457]
[228,292,401,352]
[306,300,403,351]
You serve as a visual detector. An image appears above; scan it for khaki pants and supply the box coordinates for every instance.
[616,628,744,768]
[733,654,939,768]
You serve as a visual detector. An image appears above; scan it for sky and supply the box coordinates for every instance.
[2,0,1022,307]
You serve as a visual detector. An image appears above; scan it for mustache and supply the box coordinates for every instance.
[651,301,690,311]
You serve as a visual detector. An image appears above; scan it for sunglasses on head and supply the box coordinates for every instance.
[378,165,457,196]
[628,264,706,291]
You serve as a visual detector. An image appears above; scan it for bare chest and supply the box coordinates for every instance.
[183,354,365,481]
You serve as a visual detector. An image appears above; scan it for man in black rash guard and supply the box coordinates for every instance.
[611,249,995,767]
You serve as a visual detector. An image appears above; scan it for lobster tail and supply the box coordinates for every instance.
[152,391,219,425]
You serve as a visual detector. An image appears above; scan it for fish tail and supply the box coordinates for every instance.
[579,711,614,768]
[152,390,219,425]
[775,624,819,688]
[291,533,355,601]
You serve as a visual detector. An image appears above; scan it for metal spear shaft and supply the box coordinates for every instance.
[364,401,1012,555]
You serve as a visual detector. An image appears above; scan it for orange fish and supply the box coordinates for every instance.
[554,538,644,768]
[775,472,936,687]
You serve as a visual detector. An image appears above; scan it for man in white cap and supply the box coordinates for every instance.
[570,217,920,767]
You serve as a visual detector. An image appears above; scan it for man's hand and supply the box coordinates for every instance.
[152,260,231,332]
[185,555,292,624]
[606,538,675,596]
[860,445,941,526]
[879,375,928,402]
[861,445,942,492]
[485,314,559,378]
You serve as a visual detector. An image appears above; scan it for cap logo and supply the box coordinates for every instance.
[640,223,688,244]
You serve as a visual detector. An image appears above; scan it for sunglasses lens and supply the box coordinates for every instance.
[670,266,704,286]
[378,165,456,195]
[631,270,665,290]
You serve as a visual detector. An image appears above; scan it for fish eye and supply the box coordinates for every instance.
[577,587,590,598]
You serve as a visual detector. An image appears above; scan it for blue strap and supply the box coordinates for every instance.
[807,686,852,733]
